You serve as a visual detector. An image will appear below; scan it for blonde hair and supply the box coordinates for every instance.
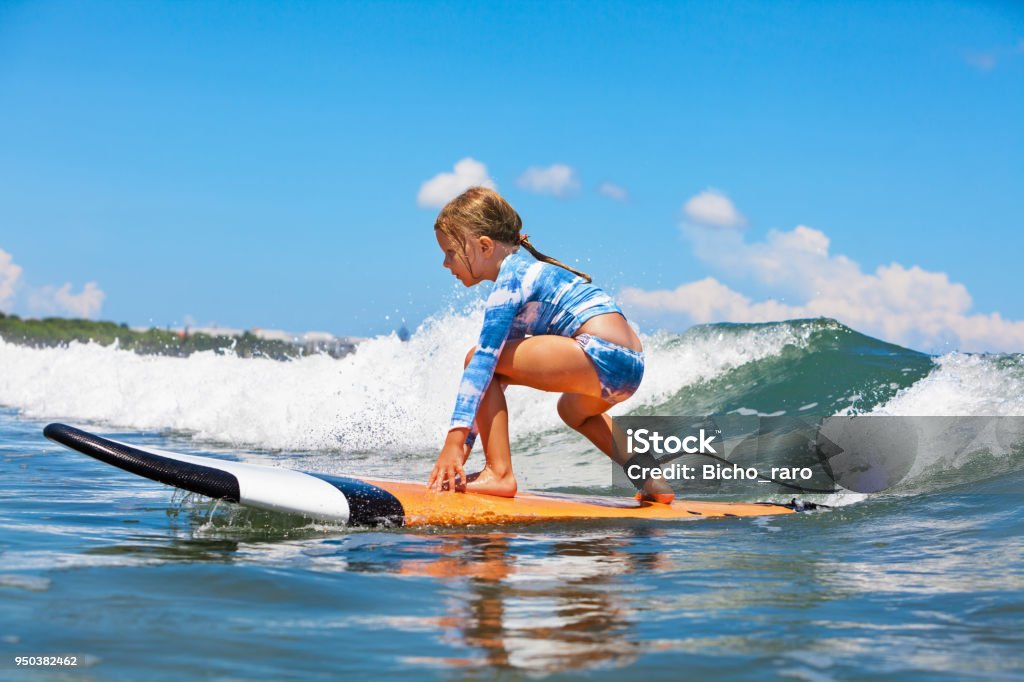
[434,187,592,282]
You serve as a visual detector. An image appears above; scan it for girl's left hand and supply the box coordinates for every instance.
[428,429,470,492]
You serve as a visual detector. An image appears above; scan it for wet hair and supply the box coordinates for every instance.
[434,186,592,282]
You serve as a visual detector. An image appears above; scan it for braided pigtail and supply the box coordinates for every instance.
[518,234,592,283]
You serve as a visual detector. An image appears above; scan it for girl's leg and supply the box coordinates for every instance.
[460,336,599,496]
[463,375,517,496]
[556,394,620,462]
[458,346,516,495]
[461,336,670,500]
[557,393,675,501]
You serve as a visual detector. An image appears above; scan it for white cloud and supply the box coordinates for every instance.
[517,164,580,198]
[598,182,629,202]
[965,51,997,71]
[685,223,852,296]
[0,248,23,310]
[622,277,796,322]
[28,282,106,319]
[621,213,1024,353]
[417,158,496,208]
[683,189,747,228]
[964,40,1024,71]
[2,247,106,319]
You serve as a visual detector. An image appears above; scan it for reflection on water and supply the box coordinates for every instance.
[159,493,1024,678]
[395,533,644,672]
[185,496,664,674]
[102,494,685,674]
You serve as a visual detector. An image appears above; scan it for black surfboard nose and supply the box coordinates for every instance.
[43,422,242,503]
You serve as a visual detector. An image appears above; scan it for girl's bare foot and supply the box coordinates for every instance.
[635,478,675,504]
[464,466,517,497]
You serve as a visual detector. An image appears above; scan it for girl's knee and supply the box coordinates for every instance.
[557,394,588,430]
[558,393,613,430]
[464,345,477,368]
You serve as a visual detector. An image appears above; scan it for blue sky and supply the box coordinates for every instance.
[1,1,1022,351]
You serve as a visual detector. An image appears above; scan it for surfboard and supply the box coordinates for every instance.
[44,423,814,527]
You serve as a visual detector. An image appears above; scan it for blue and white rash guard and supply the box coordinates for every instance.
[450,248,622,431]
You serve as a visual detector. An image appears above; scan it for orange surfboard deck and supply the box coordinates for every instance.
[366,478,796,526]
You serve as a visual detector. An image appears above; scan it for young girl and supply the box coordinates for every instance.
[427,187,674,503]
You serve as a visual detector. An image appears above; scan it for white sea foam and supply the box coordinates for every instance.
[635,322,821,408]
[1,313,471,455]
[1,310,806,452]
[824,352,1024,504]
[869,351,1024,417]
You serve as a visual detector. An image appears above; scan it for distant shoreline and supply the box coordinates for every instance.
[0,312,360,360]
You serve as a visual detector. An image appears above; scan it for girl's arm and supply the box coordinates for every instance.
[448,290,519,432]
[429,264,524,491]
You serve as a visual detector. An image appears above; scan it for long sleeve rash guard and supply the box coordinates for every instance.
[449,249,623,432]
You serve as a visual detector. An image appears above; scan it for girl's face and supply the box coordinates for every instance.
[436,230,485,287]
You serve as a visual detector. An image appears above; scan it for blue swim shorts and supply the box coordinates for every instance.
[574,333,645,404]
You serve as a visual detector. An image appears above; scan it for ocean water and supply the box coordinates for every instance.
[1,315,1023,680]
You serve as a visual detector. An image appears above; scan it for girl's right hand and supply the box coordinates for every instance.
[428,428,470,492]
